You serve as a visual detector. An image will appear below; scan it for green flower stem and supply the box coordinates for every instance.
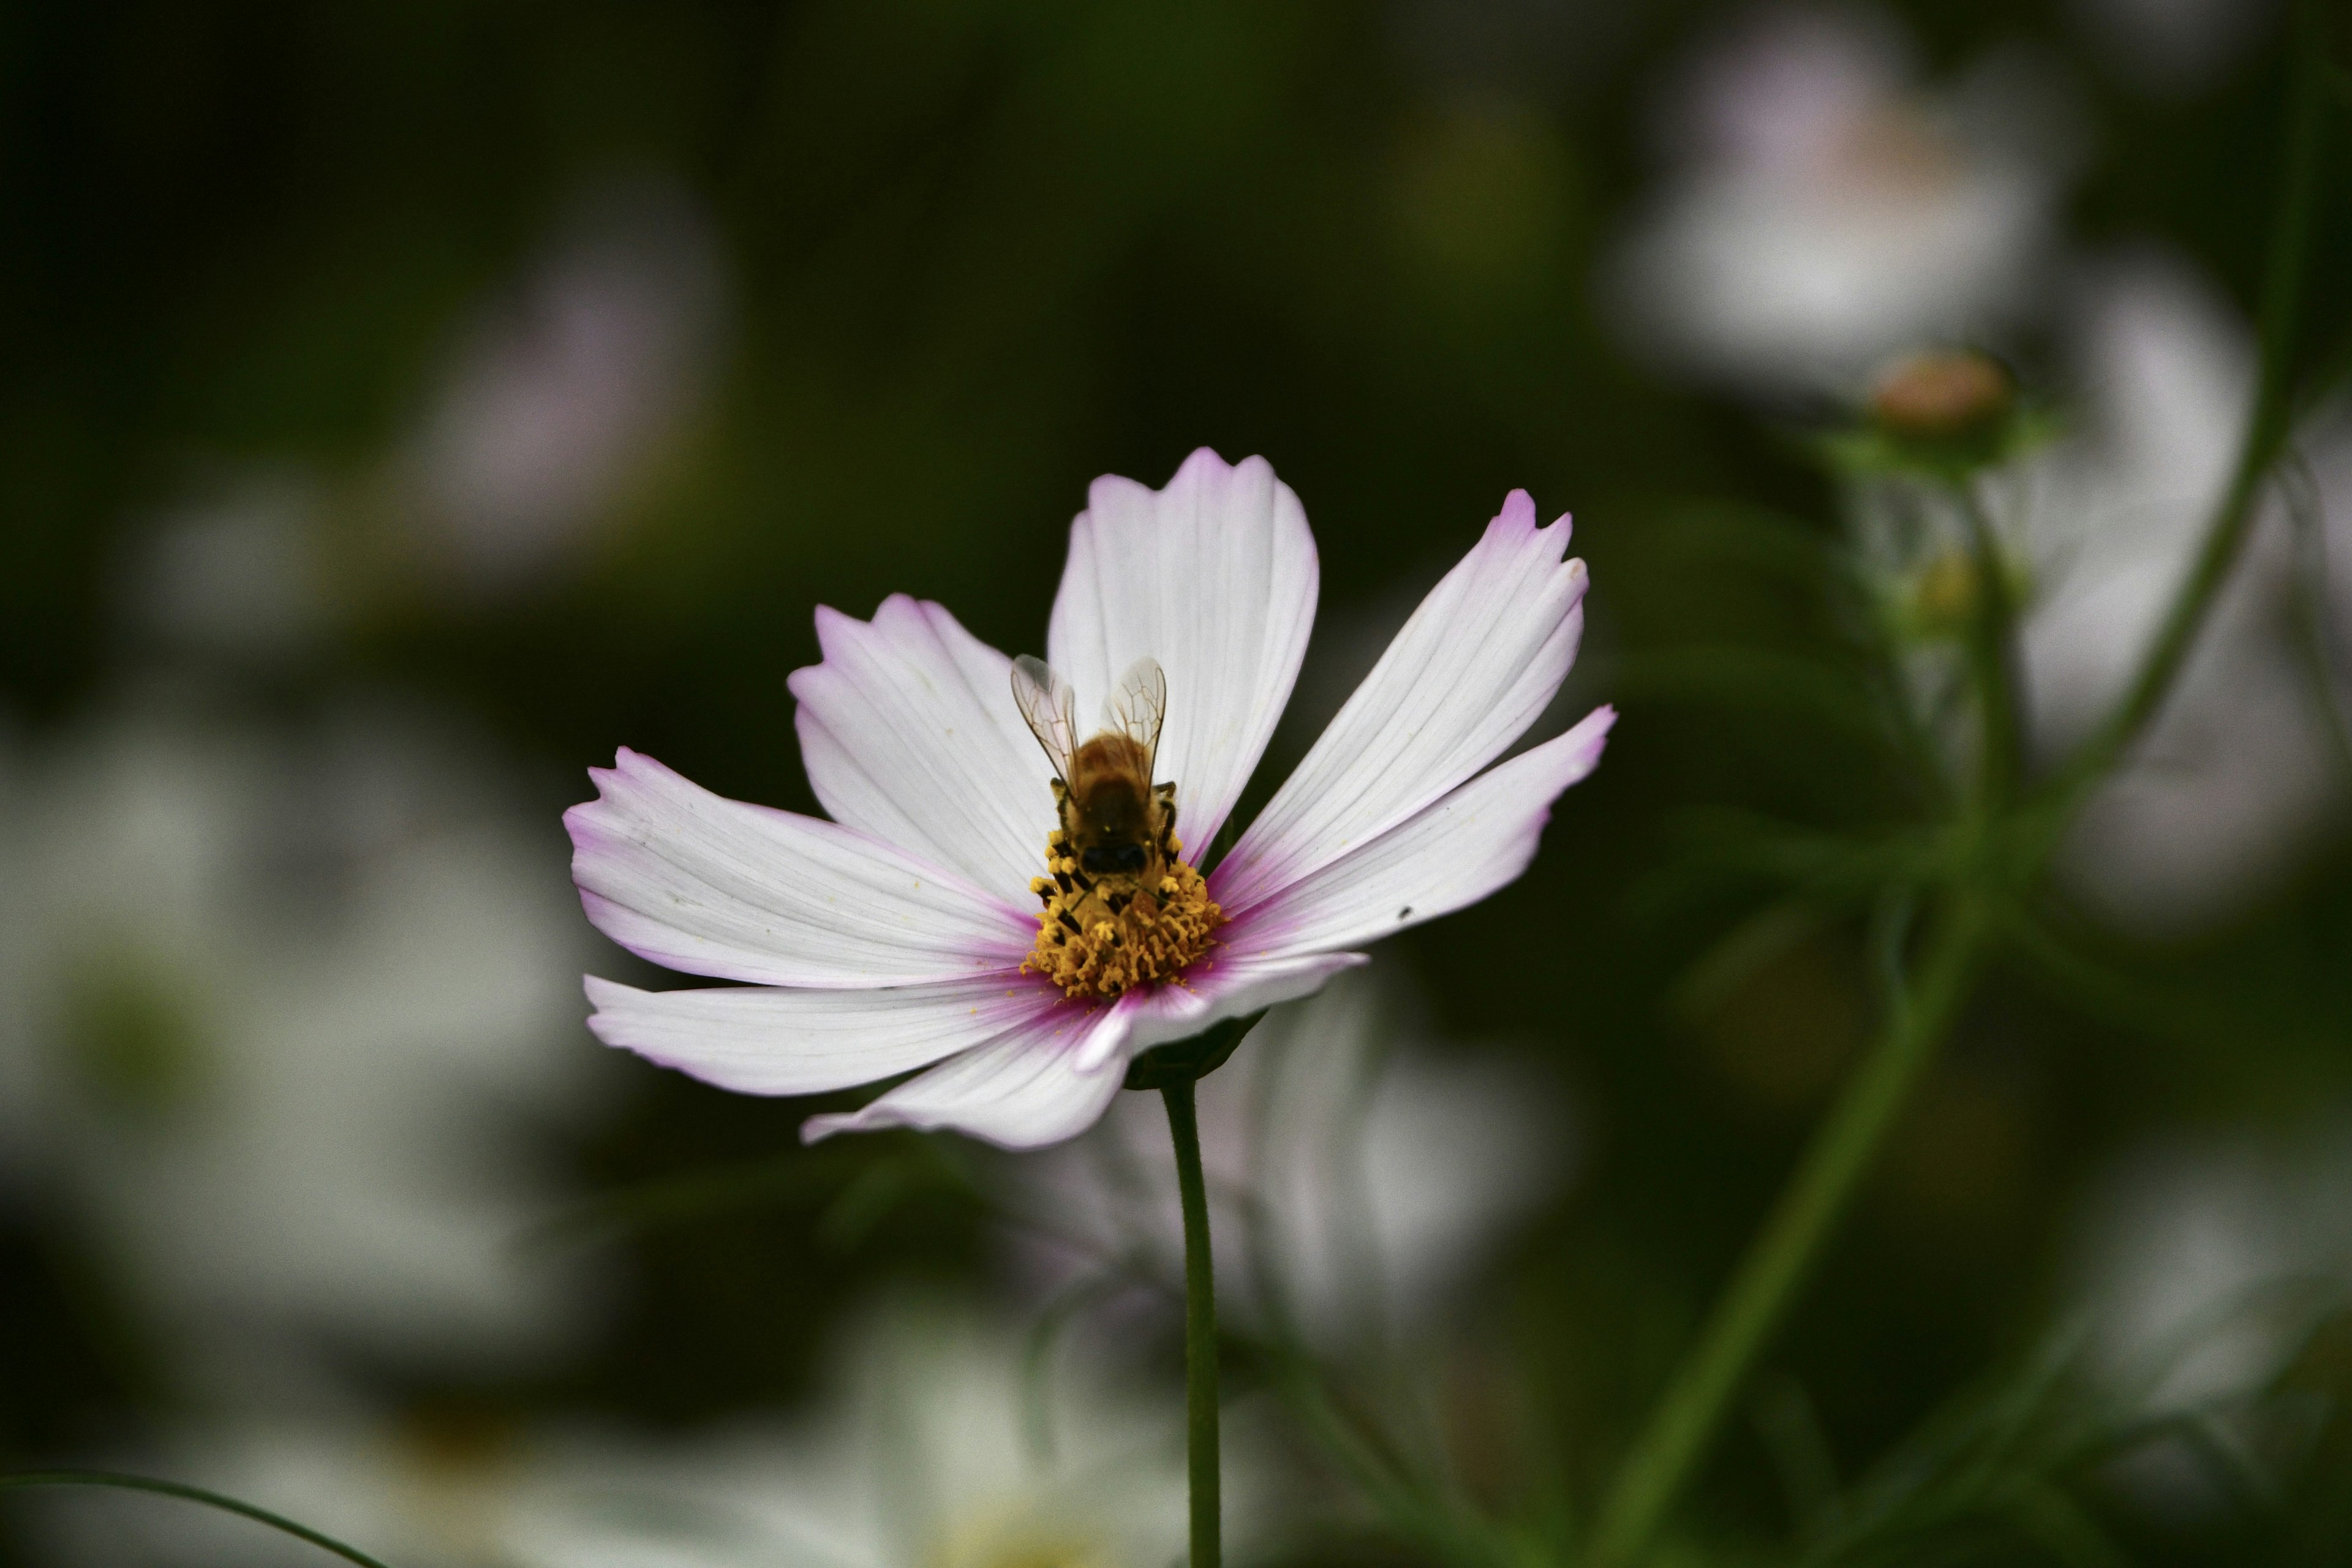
[1125,1014,1259,1568]
[0,1471,397,1568]
[2046,9,2330,818]
[1590,895,1991,1567]
[1954,483,2024,809]
[1163,1078,1221,1568]
[1591,29,2334,1562]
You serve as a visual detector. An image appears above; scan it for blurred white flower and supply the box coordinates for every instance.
[2010,251,2350,934]
[120,473,336,662]
[37,1303,1196,1568]
[1013,968,1569,1352]
[393,176,726,594]
[2068,0,2278,98]
[109,178,728,655]
[2073,1125,2352,1419]
[1608,4,2070,397]
[0,695,608,1391]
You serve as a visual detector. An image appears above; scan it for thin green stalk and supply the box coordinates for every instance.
[1590,896,1991,1567]
[0,1471,397,1567]
[2045,13,2330,818]
[1164,1079,1221,1568]
[1954,483,2024,808]
[1591,27,2334,1561]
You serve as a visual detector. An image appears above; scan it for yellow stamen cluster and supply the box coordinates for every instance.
[1022,831,1223,1001]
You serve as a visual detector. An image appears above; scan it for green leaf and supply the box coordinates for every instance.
[1122,1011,1265,1090]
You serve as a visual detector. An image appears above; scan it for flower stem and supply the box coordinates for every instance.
[1591,28,2335,1561]
[1163,1078,1221,1568]
[2044,9,2330,818]
[0,1471,396,1567]
[1954,483,2024,809]
[1589,895,1990,1567]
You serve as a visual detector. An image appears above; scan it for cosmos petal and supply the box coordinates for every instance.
[1226,707,1615,958]
[1094,950,1373,1072]
[1215,491,1587,911]
[1047,449,1318,865]
[583,972,1055,1096]
[802,1000,1131,1150]
[567,748,1033,987]
[790,595,1060,906]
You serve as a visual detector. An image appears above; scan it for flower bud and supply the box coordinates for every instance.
[1868,350,2014,442]
[1905,549,1983,640]
[1895,545,2032,643]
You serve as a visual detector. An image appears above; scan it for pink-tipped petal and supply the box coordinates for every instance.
[1216,492,1588,911]
[568,749,1033,987]
[1226,707,1615,958]
[790,595,1059,905]
[802,1000,1131,1150]
[1047,449,1319,862]
[583,971,1057,1096]
[1101,949,1373,1071]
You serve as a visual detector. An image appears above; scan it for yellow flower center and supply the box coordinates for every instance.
[1021,827,1223,1001]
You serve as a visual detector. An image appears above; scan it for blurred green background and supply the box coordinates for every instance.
[4,2,2350,1564]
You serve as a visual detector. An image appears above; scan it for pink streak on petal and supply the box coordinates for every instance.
[567,747,1031,987]
[799,993,1130,1150]
[1046,449,1319,867]
[1213,490,1588,914]
[582,968,1060,1097]
[1224,706,1615,960]
[787,594,1057,905]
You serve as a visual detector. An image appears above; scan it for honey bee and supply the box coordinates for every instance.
[1012,653,1179,889]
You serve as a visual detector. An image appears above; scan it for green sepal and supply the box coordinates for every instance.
[1811,401,2060,483]
[1121,1011,1265,1091]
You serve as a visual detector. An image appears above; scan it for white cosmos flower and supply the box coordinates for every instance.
[2072,1126,2352,1419]
[399,178,725,595]
[569,449,1611,1150]
[1608,4,2067,398]
[2069,0,2277,99]
[1838,251,2351,932]
[2010,252,2351,932]
[1015,968,1568,1351]
[0,696,606,1387]
[40,1303,1202,1568]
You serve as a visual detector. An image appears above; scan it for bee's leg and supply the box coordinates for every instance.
[1153,783,1180,856]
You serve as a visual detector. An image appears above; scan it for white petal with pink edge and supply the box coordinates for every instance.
[1223,707,1615,959]
[790,595,1058,905]
[1215,491,1586,913]
[1089,949,1373,1072]
[802,1000,1131,1150]
[1047,449,1318,863]
[568,748,1033,987]
[583,972,1058,1096]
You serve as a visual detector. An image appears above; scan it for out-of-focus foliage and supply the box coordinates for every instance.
[2,1,2350,1566]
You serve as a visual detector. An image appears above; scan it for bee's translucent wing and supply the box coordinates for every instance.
[1012,654,1080,786]
[1105,655,1167,780]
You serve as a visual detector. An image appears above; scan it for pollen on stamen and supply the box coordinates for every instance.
[1021,832,1223,1001]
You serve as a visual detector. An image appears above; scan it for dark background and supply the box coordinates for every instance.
[4,1,2348,1562]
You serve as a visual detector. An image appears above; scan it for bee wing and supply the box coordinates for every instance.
[1011,654,1080,786]
[1104,655,1167,780]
